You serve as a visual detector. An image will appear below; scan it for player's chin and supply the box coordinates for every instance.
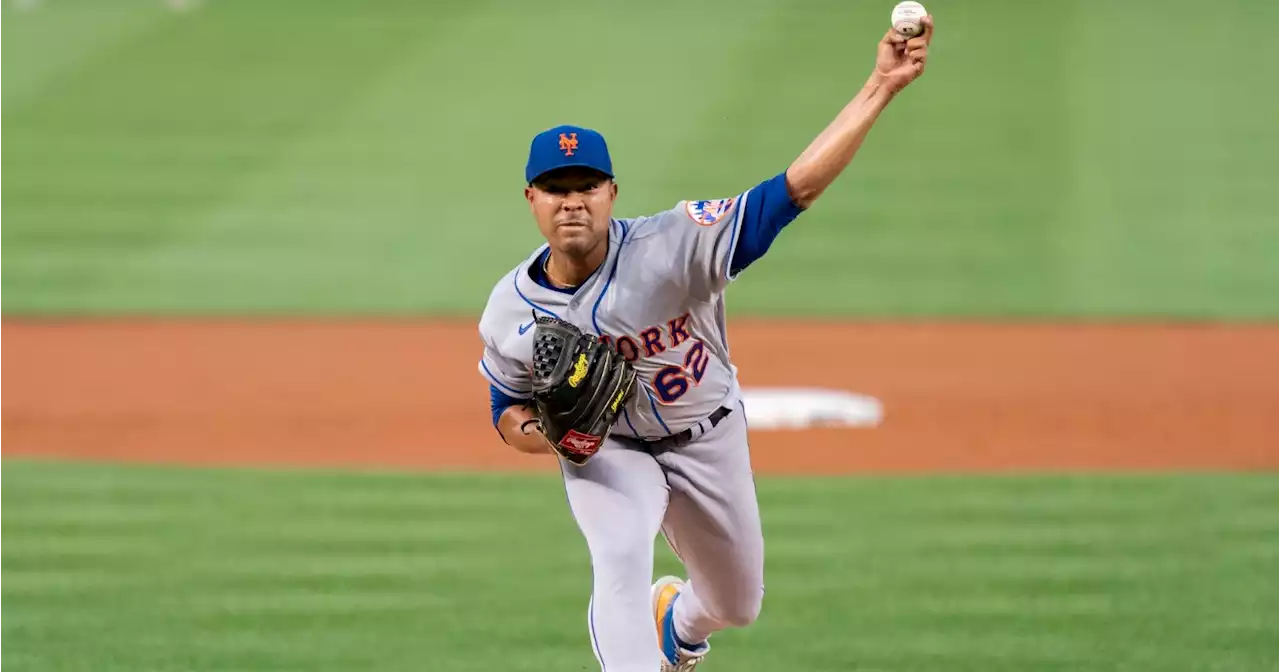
[554,227,601,254]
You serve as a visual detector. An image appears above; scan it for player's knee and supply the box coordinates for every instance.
[722,601,761,628]
[719,585,764,628]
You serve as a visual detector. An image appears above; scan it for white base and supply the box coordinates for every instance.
[740,387,884,430]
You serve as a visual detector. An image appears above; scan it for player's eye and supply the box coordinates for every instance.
[540,180,600,196]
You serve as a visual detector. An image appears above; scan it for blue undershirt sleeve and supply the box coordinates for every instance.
[490,384,524,429]
[729,171,805,275]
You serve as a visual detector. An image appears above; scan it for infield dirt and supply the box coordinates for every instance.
[3,321,1274,473]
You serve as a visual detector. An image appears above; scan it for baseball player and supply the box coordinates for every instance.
[477,18,934,672]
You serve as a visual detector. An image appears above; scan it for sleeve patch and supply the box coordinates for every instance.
[685,198,736,226]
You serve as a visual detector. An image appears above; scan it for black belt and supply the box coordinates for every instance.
[633,406,733,455]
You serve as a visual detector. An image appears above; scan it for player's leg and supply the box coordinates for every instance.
[655,402,765,646]
[560,440,671,672]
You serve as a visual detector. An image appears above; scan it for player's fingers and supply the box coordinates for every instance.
[906,35,929,51]
[920,14,935,42]
[880,40,906,61]
[908,47,928,63]
[883,28,907,45]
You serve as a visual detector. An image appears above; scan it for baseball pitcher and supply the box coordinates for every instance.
[477,17,934,671]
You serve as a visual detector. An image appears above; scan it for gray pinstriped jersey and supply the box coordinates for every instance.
[478,192,750,440]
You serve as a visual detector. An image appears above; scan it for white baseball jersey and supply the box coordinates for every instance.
[478,193,752,440]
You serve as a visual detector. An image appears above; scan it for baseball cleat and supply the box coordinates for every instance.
[651,575,710,671]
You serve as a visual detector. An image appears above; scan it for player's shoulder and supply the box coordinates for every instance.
[478,246,544,335]
[620,192,744,242]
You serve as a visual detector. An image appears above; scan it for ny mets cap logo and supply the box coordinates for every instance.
[559,132,579,156]
[685,197,736,226]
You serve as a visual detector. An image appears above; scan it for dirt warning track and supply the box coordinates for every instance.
[3,320,1274,474]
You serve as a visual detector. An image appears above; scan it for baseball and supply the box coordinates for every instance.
[890,1,927,38]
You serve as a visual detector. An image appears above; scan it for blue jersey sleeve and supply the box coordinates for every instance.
[490,384,524,428]
[729,171,804,275]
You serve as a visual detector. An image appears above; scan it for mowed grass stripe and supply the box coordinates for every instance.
[3,460,1275,672]
[4,468,554,517]
[4,0,1275,318]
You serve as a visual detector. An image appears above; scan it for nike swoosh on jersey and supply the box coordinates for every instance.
[517,320,535,335]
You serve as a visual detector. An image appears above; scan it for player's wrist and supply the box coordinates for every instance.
[516,417,555,455]
[862,73,898,104]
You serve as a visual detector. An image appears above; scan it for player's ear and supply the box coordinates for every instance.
[608,181,618,201]
[524,185,537,205]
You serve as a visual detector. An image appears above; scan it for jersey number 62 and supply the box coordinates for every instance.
[652,340,710,404]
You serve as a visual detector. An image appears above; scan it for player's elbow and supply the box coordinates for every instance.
[791,192,820,211]
[788,184,821,210]
[782,168,823,210]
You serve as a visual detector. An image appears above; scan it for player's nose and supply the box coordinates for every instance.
[559,192,587,210]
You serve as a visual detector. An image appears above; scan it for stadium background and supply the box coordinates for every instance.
[3,0,1276,670]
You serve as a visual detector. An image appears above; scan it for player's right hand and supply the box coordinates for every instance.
[873,15,933,94]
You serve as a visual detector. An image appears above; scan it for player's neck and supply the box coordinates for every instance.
[545,247,606,288]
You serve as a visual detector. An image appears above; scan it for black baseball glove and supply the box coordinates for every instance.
[529,315,637,465]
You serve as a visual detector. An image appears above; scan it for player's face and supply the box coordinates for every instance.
[526,168,617,260]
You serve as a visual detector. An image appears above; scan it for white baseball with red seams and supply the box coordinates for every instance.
[891,1,928,37]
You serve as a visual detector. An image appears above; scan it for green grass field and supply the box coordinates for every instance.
[4,460,1275,672]
[3,0,1276,318]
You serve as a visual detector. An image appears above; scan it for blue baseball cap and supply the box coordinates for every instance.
[525,124,614,184]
